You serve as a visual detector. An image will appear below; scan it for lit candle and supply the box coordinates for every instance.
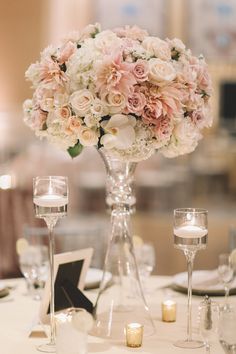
[162,300,176,322]
[125,323,143,348]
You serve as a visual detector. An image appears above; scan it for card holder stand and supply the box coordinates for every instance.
[60,278,94,315]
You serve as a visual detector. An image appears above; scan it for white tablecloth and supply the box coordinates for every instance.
[1,276,233,354]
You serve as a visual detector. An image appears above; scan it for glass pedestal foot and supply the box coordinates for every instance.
[174,339,204,349]
[37,343,56,353]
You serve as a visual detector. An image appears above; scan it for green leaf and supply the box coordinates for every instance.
[67,142,83,158]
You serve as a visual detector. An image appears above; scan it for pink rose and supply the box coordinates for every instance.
[154,116,172,140]
[56,106,71,120]
[126,91,146,115]
[132,60,149,82]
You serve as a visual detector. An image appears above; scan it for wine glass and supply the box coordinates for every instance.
[218,253,234,306]
[33,176,68,353]
[173,208,208,349]
[18,244,48,299]
[198,297,220,353]
[218,305,236,353]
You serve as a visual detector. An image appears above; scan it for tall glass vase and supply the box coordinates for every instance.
[92,148,155,341]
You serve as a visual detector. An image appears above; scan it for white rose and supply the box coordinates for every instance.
[78,126,98,146]
[161,119,202,157]
[148,58,176,85]
[142,37,171,61]
[101,114,136,149]
[70,89,94,116]
[170,38,186,52]
[94,30,121,51]
[101,92,126,114]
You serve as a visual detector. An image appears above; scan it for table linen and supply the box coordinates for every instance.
[1,276,233,353]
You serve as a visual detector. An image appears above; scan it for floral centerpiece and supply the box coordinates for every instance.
[23,24,213,341]
[23,23,212,162]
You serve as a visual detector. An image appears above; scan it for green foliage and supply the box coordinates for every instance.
[67,142,83,158]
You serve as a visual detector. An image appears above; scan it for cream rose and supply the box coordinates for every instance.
[78,126,98,146]
[142,37,171,61]
[148,58,176,85]
[101,92,126,114]
[70,89,94,116]
[67,116,83,133]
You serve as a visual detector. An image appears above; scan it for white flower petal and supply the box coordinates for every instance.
[100,134,117,149]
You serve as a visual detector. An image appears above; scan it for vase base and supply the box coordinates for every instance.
[91,307,155,341]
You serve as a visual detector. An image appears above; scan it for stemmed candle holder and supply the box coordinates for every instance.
[173,208,208,349]
[33,176,68,353]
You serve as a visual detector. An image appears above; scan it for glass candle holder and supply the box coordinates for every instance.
[125,323,144,348]
[162,300,177,322]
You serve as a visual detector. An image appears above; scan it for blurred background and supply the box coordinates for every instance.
[1,0,236,278]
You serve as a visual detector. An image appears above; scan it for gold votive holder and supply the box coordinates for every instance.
[125,323,144,348]
[162,300,176,322]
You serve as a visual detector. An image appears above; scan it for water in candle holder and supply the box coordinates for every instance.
[34,195,68,219]
[174,225,208,252]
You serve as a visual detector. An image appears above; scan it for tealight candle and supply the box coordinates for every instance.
[125,323,143,348]
[162,300,176,322]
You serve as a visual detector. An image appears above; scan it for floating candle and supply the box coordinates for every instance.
[174,225,207,238]
[33,194,68,208]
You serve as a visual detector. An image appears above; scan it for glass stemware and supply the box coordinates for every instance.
[18,244,48,299]
[218,253,234,305]
[198,297,220,353]
[173,208,208,349]
[33,176,68,353]
[218,305,236,353]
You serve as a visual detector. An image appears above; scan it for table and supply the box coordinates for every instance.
[1,276,234,354]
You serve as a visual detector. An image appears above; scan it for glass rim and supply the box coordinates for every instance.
[33,176,68,182]
[174,208,208,214]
